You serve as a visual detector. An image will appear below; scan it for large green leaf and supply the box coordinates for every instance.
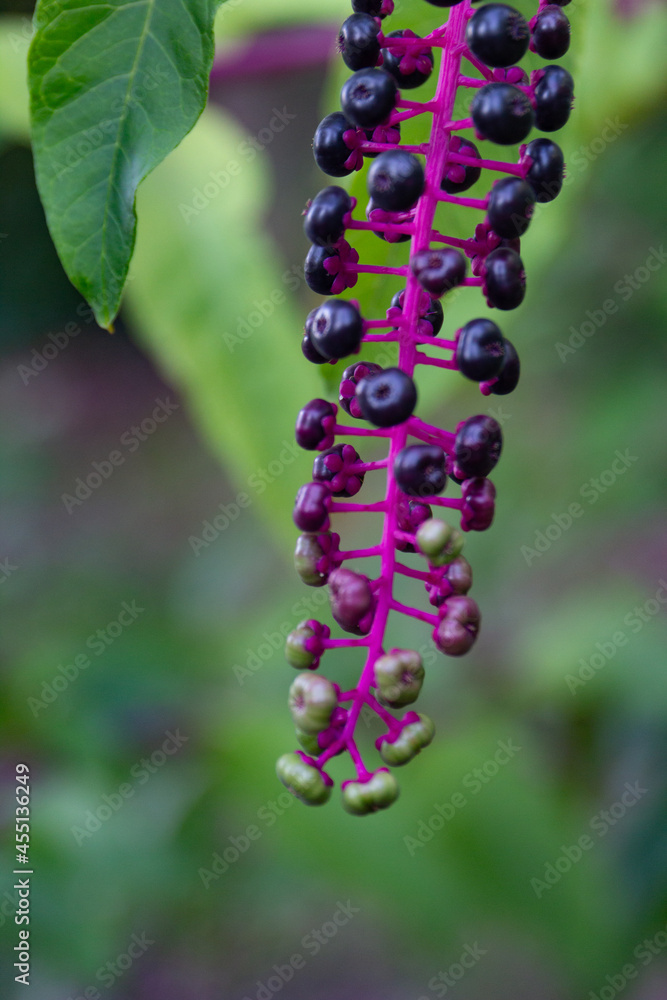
[28,0,223,330]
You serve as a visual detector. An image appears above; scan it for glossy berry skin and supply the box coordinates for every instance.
[378,714,434,766]
[276,753,331,806]
[309,299,363,361]
[294,536,329,587]
[301,331,329,364]
[446,556,473,596]
[293,482,331,532]
[487,177,535,239]
[352,0,388,18]
[471,83,534,146]
[305,244,338,295]
[295,398,336,450]
[460,477,496,532]
[490,337,520,394]
[339,361,383,418]
[341,68,398,130]
[466,4,530,68]
[394,444,447,498]
[532,5,570,60]
[533,65,574,132]
[457,317,505,382]
[382,31,434,90]
[454,415,503,478]
[367,150,425,212]
[313,112,356,177]
[356,366,417,427]
[522,138,564,202]
[374,649,424,707]
[367,199,411,244]
[304,186,352,246]
[416,518,464,566]
[341,769,398,815]
[390,289,444,336]
[285,619,326,667]
[339,13,381,71]
[288,673,338,733]
[410,248,466,298]
[484,247,526,310]
[328,567,375,635]
[423,0,465,6]
[433,596,481,656]
[396,496,432,552]
[313,443,364,497]
[441,136,481,194]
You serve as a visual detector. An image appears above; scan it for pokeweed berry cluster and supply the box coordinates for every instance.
[277,0,574,815]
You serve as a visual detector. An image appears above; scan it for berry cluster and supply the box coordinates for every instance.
[278,0,574,815]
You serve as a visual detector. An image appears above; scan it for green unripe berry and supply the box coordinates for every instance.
[288,672,338,734]
[276,752,331,805]
[379,713,435,766]
[285,621,318,670]
[294,533,327,587]
[341,769,399,815]
[416,518,464,566]
[295,728,321,756]
[374,648,424,707]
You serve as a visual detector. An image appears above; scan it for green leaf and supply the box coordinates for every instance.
[28,0,223,330]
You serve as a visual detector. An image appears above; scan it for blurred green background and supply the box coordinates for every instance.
[1,0,666,997]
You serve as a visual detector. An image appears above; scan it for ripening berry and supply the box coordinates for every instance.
[276,753,332,805]
[294,534,332,587]
[339,361,383,418]
[367,150,425,212]
[374,649,425,707]
[394,444,447,498]
[396,495,433,552]
[308,299,364,361]
[341,769,399,815]
[522,138,564,203]
[446,555,473,595]
[410,248,467,298]
[341,67,398,129]
[487,177,535,238]
[456,317,506,382]
[533,65,574,132]
[382,31,434,90]
[471,83,534,145]
[288,673,338,734]
[378,713,434,766]
[338,14,381,71]
[466,4,530,68]
[328,567,375,635]
[293,482,331,532]
[454,414,503,478]
[484,246,526,310]
[356,366,417,427]
[313,443,364,497]
[531,5,571,60]
[441,136,481,194]
[295,398,336,450]
[304,186,352,246]
[433,596,481,656]
[416,518,464,566]
[490,337,520,394]
[285,620,325,667]
[313,112,356,177]
[460,477,496,532]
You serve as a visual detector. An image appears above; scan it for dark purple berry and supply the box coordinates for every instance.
[309,299,363,361]
[396,496,432,552]
[460,477,496,531]
[367,199,412,243]
[304,186,352,246]
[423,0,465,6]
[339,362,383,418]
[456,318,506,381]
[433,596,480,656]
[341,68,397,130]
[484,247,526,310]
[522,138,564,202]
[313,112,356,178]
[487,177,535,238]
[295,399,337,450]
[531,5,570,60]
[356,367,417,427]
[367,150,424,212]
[302,332,329,364]
[410,248,467,298]
[293,482,331,532]
[394,444,447,498]
[471,83,534,146]
[533,65,574,132]
[454,415,502,478]
[466,4,530,68]
[305,244,337,295]
[441,136,481,194]
[328,567,375,635]
[339,13,381,71]
[390,289,443,336]
[352,0,389,18]
[490,337,520,394]
[382,31,434,90]
[313,443,364,497]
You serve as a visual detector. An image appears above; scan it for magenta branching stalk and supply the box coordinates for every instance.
[277,0,574,815]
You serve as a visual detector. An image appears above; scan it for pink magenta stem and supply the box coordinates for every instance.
[430,230,472,250]
[364,693,402,732]
[436,190,488,209]
[429,496,464,509]
[397,97,437,111]
[407,416,456,448]
[363,319,396,329]
[390,599,439,627]
[360,142,427,156]
[444,116,474,131]
[393,529,415,547]
[348,264,409,276]
[339,545,383,559]
[396,563,432,581]
[461,48,494,80]
[450,151,524,176]
[348,219,415,236]
[415,352,457,369]
[457,74,488,88]
[348,459,389,472]
[413,333,457,348]
[322,637,370,648]
[334,424,392,437]
[362,333,400,342]
[330,500,388,513]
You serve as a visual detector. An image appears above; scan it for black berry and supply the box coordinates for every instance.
[490,337,520,394]
[533,65,574,132]
[313,112,355,177]
[423,0,465,6]
[382,31,434,90]
[454,415,502,478]
[352,0,389,18]
[442,136,481,194]
[522,138,564,202]
[484,247,525,310]
[466,4,530,68]
[391,289,443,336]
[356,367,417,427]
[339,362,383,418]
[487,177,535,238]
[339,14,381,71]
[305,244,337,295]
[470,83,534,146]
[394,444,447,497]
[367,150,424,212]
[296,399,337,450]
[341,68,397,130]
[304,186,352,246]
[456,318,506,381]
[309,299,364,361]
[367,199,411,243]
[313,443,364,497]
[410,248,467,298]
[460,477,496,532]
[531,5,571,60]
